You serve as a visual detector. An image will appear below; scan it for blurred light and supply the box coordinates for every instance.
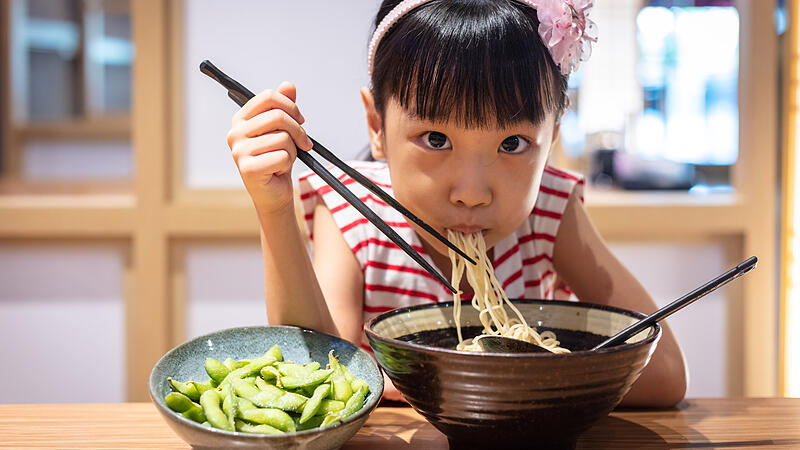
[88,38,133,66]
[25,18,79,58]
[561,110,585,158]
[634,6,739,166]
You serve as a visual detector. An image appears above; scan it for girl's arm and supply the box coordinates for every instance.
[310,203,405,402]
[552,191,688,408]
[227,81,352,337]
[258,206,339,334]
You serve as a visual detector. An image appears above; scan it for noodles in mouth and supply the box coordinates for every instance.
[447,230,570,353]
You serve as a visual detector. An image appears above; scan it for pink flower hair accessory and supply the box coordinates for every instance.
[367,0,598,80]
[534,0,598,75]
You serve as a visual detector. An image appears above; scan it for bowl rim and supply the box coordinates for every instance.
[148,324,384,440]
[365,298,662,357]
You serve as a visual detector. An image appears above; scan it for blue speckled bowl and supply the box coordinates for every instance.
[149,325,383,450]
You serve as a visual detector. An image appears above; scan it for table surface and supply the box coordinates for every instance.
[1,398,798,449]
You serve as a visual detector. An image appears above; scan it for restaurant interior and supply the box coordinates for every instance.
[1,0,799,447]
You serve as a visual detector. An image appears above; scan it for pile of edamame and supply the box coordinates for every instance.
[164,345,370,434]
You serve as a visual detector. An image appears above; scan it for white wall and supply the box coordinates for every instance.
[183,0,379,188]
[608,241,737,398]
[23,140,132,181]
[184,242,266,339]
[0,244,126,404]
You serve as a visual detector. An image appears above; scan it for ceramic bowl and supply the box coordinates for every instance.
[149,325,383,450]
[365,299,660,449]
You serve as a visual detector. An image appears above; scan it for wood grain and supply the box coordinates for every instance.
[0,399,798,449]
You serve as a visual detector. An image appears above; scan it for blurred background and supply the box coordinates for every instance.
[0,0,796,403]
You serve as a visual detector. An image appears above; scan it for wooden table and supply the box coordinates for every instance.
[1,398,798,448]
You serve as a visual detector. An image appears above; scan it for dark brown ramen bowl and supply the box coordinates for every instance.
[365,299,661,449]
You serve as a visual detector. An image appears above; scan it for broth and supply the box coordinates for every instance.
[397,326,612,351]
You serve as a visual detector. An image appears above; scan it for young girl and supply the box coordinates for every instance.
[225,0,687,407]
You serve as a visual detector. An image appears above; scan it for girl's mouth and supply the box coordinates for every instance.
[448,225,488,235]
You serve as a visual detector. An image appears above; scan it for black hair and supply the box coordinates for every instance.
[371,0,569,129]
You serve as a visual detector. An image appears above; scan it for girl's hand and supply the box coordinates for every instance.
[226,82,314,215]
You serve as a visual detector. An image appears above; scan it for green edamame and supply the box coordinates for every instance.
[164,345,370,435]
[295,414,325,431]
[204,358,230,384]
[316,399,345,416]
[266,344,283,362]
[240,407,296,432]
[168,378,201,401]
[300,383,330,424]
[199,389,233,432]
[321,382,369,427]
[280,369,333,390]
[235,419,284,435]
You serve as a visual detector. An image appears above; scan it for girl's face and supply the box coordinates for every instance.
[362,89,559,256]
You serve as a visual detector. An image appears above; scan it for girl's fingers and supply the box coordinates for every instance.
[237,131,297,160]
[233,86,305,125]
[239,109,313,151]
[237,149,294,179]
[277,81,297,104]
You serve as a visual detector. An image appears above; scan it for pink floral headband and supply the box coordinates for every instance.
[367,0,598,78]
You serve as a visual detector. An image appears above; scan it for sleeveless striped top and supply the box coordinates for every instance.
[298,161,584,351]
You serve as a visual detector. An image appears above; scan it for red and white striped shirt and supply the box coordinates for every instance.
[298,161,584,350]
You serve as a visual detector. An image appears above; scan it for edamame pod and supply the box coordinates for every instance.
[278,361,321,377]
[199,389,233,431]
[250,383,284,402]
[182,405,207,423]
[168,378,201,401]
[316,399,345,416]
[266,344,283,362]
[240,408,296,432]
[188,381,213,397]
[259,366,281,386]
[331,375,352,403]
[300,383,330,424]
[165,392,195,413]
[281,369,333,390]
[220,354,276,386]
[205,358,230,384]
[255,376,274,392]
[237,397,258,413]
[251,392,308,413]
[328,351,352,402]
[235,419,284,435]
[223,358,236,370]
[233,359,252,369]
[230,377,261,399]
[321,383,368,427]
[223,385,237,431]
[295,415,324,431]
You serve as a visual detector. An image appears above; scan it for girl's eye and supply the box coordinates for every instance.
[499,135,530,154]
[422,131,451,150]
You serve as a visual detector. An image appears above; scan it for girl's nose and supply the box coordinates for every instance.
[448,165,493,208]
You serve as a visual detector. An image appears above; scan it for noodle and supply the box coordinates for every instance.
[447,230,570,353]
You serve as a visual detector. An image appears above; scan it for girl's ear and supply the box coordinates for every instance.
[551,119,562,146]
[360,86,385,160]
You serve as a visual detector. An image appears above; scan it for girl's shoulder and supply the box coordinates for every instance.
[531,165,585,228]
[539,165,585,202]
[295,160,398,256]
[297,160,391,195]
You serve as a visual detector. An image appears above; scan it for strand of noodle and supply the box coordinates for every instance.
[446,230,570,354]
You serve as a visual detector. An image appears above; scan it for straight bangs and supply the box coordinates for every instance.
[371,0,567,129]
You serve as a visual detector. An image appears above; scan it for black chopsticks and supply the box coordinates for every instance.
[200,60,477,294]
